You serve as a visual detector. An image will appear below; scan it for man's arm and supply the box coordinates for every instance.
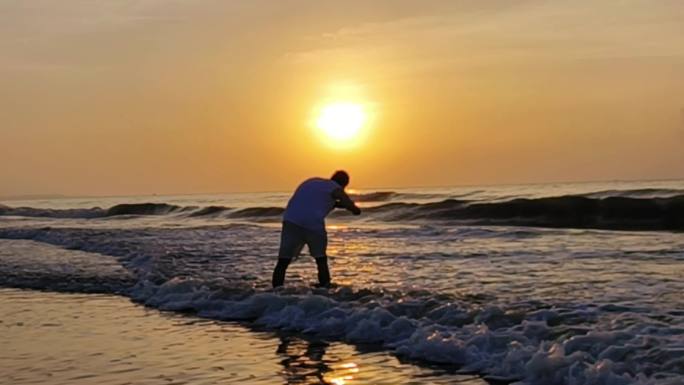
[332,188,361,215]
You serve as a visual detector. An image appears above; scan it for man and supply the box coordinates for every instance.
[272,170,361,288]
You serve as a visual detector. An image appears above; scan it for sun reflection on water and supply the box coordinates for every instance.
[325,362,359,385]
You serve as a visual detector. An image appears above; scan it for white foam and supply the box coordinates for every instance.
[121,277,683,385]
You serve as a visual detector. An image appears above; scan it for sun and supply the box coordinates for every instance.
[314,102,367,148]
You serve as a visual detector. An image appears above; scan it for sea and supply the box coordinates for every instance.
[1,179,683,385]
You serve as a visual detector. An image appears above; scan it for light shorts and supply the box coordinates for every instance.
[278,221,328,259]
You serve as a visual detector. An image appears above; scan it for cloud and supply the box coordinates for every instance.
[285,0,684,69]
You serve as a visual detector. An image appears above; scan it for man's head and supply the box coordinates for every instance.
[331,170,350,188]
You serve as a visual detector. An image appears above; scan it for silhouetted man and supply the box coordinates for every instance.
[272,170,361,288]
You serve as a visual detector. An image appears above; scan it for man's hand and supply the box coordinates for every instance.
[332,188,362,216]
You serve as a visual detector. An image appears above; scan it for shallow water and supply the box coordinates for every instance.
[1,289,488,385]
[1,181,684,384]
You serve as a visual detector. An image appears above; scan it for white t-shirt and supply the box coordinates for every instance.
[283,178,341,233]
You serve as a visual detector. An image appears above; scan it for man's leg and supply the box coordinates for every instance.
[274,222,306,288]
[307,231,330,287]
[272,258,291,288]
[314,257,331,287]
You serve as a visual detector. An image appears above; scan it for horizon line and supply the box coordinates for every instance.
[1,176,683,202]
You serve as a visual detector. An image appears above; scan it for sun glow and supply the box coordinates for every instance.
[314,102,368,149]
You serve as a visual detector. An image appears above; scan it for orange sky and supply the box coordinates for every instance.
[1,1,683,196]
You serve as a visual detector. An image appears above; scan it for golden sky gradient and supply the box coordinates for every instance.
[1,0,683,196]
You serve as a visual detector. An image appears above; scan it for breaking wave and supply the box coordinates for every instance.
[365,195,684,231]
[348,191,397,202]
[229,206,284,217]
[0,206,106,219]
[583,188,684,199]
[2,193,683,231]
[348,191,445,202]
[105,203,186,216]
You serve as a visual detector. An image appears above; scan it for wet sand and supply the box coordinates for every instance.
[1,289,489,385]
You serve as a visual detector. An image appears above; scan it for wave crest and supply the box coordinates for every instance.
[0,206,105,219]
[368,195,684,230]
[105,203,184,216]
[229,207,284,218]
